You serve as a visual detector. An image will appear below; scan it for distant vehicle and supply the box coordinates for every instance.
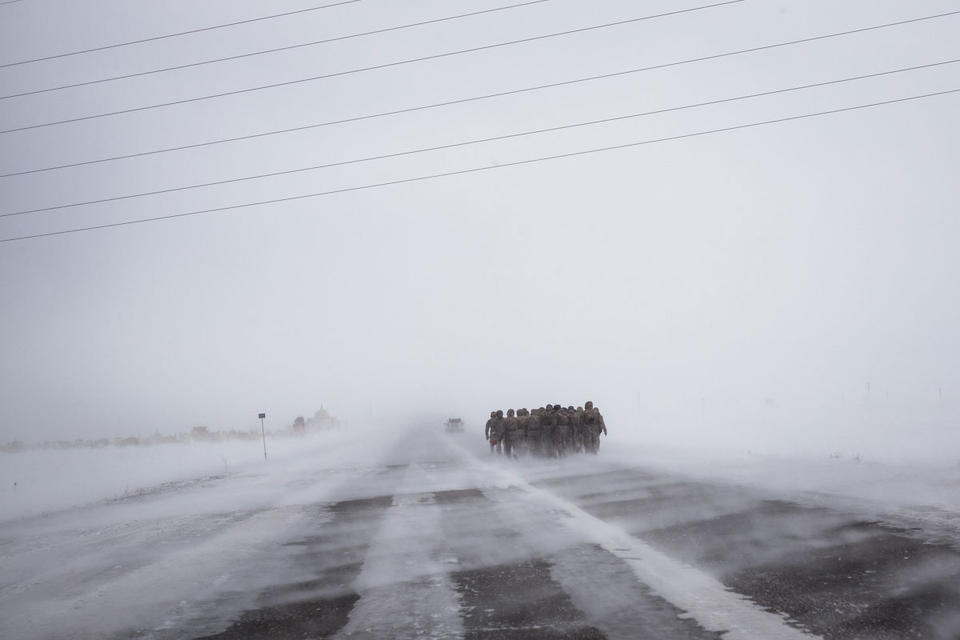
[444,418,465,433]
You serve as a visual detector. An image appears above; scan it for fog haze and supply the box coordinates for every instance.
[1,0,958,462]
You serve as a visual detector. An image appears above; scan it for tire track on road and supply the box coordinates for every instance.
[193,493,395,639]
[334,464,464,639]
[436,484,606,640]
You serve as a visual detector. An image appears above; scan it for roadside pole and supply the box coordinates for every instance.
[258,412,267,461]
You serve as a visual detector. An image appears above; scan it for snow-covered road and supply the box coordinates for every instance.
[2,428,958,639]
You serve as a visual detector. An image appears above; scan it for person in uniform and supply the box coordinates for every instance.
[484,410,497,454]
[568,406,582,453]
[525,408,542,457]
[554,404,569,456]
[540,406,556,457]
[492,409,505,454]
[516,408,529,456]
[503,409,521,458]
[594,404,607,449]
[582,402,598,453]
[583,401,606,453]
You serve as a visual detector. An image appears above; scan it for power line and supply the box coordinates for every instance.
[0,0,745,135]
[0,1,361,69]
[5,58,958,220]
[2,87,957,245]
[2,9,957,175]
[0,1,552,101]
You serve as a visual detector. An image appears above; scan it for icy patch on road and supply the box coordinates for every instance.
[336,464,464,639]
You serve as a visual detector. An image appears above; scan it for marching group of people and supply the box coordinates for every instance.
[484,402,607,458]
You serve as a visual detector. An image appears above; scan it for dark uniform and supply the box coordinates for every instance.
[484,411,497,453]
[554,405,570,456]
[525,409,542,456]
[492,410,505,454]
[568,406,582,453]
[516,408,529,456]
[583,401,606,453]
[540,407,556,457]
[503,409,521,457]
[595,407,607,445]
[582,403,596,453]
[489,410,504,453]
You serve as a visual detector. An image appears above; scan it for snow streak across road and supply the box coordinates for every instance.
[2,429,959,639]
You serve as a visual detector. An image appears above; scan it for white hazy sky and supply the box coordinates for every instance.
[1,0,958,457]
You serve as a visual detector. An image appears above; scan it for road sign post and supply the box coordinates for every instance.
[258,412,267,461]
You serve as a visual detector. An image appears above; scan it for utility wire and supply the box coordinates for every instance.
[2,87,957,245]
[2,8,957,175]
[5,58,958,220]
[0,0,745,135]
[0,1,361,69]
[0,1,553,101]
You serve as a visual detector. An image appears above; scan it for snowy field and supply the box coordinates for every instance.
[0,430,378,523]
[602,443,960,533]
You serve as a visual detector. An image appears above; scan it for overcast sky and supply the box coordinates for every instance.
[1,0,958,459]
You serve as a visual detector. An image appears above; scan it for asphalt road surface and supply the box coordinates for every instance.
[2,429,959,639]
